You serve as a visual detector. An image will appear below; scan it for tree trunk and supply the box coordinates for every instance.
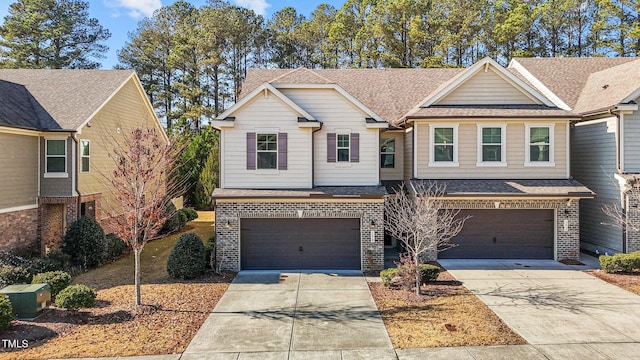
[414,252,420,296]
[134,248,141,306]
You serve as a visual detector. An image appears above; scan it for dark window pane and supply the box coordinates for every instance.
[381,138,395,153]
[47,157,65,172]
[47,140,65,155]
[337,134,349,148]
[257,152,277,169]
[482,128,501,144]
[81,141,90,156]
[434,145,453,161]
[81,157,90,172]
[530,145,550,161]
[482,145,501,161]
[381,154,395,168]
[530,127,549,144]
[434,128,453,144]
[337,148,350,162]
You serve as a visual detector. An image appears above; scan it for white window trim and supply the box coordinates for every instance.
[429,124,459,167]
[525,124,555,167]
[476,124,507,167]
[380,137,396,169]
[80,139,90,173]
[256,133,278,171]
[44,137,68,178]
[336,133,351,163]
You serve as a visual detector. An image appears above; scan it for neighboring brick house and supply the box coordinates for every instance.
[0,70,166,254]
[509,57,640,255]
[212,57,595,272]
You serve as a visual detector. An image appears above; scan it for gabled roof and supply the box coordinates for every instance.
[573,59,640,114]
[509,57,638,113]
[0,69,135,131]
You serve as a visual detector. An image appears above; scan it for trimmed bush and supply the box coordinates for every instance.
[29,252,70,274]
[419,264,441,283]
[32,271,72,300]
[102,233,128,263]
[0,297,15,330]
[160,203,180,234]
[55,285,96,311]
[62,216,105,270]
[178,210,189,229]
[180,208,199,222]
[600,251,640,273]
[167,233,206,279]
[380,268,400,287]
[0,266,31,287]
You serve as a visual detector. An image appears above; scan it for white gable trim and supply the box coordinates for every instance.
[508,59,572,111]
[217,83,316,121]
[621,87,640,105]
[272,83,385,123]
[422,57,556,108]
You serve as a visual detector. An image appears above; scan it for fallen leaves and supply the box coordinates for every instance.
[588,270,640,296]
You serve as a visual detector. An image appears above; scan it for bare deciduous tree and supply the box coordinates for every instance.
[100,125,187,307]
[385,181,468,295]
[603,177,640,237]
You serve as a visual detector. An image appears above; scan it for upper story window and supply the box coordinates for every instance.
[477,125,507,166]
[337,134,350,162]
[429,125,458,167]
[45,138,67,177]
[80,140,90,172]
[526,125,554,166]
[380,138,395,168]
[256,134,277,169]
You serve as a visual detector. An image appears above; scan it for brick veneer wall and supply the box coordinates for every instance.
[625,187,640,252]
[38,196,79,254]
[0,208,38,251]
[215,200,385,271]
[440,198,581,261]
[79,193,102,225]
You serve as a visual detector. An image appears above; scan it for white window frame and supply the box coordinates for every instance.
[256,133,278,170]
[44,137,68,178]
[80,140,90,173]
[429,124,459,167]
[336,133,351,162]
[380,137,396,169]
[476,124,507,167]
[525,124,555,167]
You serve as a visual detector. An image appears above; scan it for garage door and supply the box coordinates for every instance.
[439,209,554,259]
[241,218,361,270]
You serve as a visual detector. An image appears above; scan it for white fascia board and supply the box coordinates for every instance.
[217,83,316,121]
[621,87,640,104]
[615,103,639,111]
[508,59,572,111]
[422,57,557,108]
[272,83,386,123]
[211,120,235,129]
[365,122,390,129]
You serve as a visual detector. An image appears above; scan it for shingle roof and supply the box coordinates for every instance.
[0,69,134,130]
[242,68,463,124]
[511,57,638,113]
[408,105,576,119]
[573,59,640,114]
[411,179,594,197]
[213,186,388,198]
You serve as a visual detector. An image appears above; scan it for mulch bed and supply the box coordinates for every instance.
[369,270,526,348]
[0,272,233,360]
[588,270,640,296]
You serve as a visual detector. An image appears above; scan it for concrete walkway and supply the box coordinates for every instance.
[182,271,394,359]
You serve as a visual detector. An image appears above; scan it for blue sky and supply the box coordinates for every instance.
[0,1,346,69]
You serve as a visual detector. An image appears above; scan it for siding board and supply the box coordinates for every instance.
[0,133,38,209]
[624,108,640,173]
[437,69,540,105]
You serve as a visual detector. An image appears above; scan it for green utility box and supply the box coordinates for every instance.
[0,283,51,319]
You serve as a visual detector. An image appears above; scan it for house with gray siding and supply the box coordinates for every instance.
[212,57,595,272]
[510,57,640,255]
[0,70,165,254]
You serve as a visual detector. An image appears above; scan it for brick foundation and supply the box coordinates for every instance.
[38,196,78,254]
[79,193,102,226]
[0,207,39,252]
[214,200,385,272]
[625,187,640,252]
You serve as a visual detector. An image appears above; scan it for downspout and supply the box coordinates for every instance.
[71,133,81,217]
[311,122,323,187]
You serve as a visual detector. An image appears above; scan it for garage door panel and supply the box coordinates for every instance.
[241,218,361,270]
[440,209,554,259]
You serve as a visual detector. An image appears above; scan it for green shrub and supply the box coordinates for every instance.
[180,208,199,222]
[0,297,15,330]
[32,271,72,300]
[160,203,180,234]
[204,235,216,269]
[62,216,105,270]
[102,233,128,263]
[0,266,31,287]
[380,268,400,287]
[29,252,72,274]
[55,284,96,311]
[167,233,206,279]
[178,210,188,229]
[419,264,441,283]
[600,251,640,273]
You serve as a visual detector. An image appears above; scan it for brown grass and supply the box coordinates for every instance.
[194,210,215,222]
[588,270,640,296]
[369,271,526,349]
[0,221,232,360]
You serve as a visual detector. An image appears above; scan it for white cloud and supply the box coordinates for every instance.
[233,0,271,16]
[104,0,162,19]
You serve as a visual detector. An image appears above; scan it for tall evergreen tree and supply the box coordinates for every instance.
[0,0,110,69]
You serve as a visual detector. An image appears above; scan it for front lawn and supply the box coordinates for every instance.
[369,269,526,348]
[0,220,232,360]
[588,270,640,296]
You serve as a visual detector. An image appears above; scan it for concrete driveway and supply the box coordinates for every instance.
[439,259,640,358]
[182,271,394,359]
